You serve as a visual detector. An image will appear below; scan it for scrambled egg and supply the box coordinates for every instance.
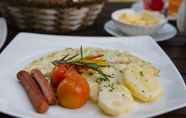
[119,10,160,26]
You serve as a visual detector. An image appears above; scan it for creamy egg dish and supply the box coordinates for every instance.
[119,10,160,26]
[26,48,163,116]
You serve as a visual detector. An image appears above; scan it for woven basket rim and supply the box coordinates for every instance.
[0,0,105,9]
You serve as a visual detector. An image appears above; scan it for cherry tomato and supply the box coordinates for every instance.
[51,64,70,88]
[57,70,89,109]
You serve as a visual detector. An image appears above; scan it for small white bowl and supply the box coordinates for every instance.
[111,9,167,35]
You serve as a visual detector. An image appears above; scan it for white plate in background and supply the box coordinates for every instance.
[104,20,177,42]
[0,18,7,49]
[0,33,186,118]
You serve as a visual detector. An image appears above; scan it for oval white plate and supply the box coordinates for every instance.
[0,18,7,49]
[104,20,177,42]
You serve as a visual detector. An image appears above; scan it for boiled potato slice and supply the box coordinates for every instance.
[123,63,163,102]
[98,81,135,116]
[87,80,99,102]
[102,66,123,83]
[82,72,100,102]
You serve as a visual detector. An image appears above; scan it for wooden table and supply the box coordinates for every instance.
[0,2,186,118]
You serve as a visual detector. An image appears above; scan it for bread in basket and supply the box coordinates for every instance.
[0,0,105,33]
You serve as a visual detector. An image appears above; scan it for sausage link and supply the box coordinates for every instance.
[31,69,56,105]
[17,71,49,113]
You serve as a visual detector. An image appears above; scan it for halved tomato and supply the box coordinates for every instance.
[51,64,70,88]
[57,70,90,109]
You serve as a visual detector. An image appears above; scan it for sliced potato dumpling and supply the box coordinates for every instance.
[98,81,135,116]
[123,63,163,102]
[102,67,122,82]
[87,80,99,102]
[82,71,100,102]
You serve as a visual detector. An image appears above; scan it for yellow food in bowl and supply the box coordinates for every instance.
[119,11,160,26]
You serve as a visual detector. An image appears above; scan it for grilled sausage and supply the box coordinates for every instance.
[17,71,49,113]
[31,69,56,105]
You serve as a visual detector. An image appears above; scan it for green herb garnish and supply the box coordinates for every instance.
[80,45,83,60]
[88,72,94,76]
[52,46,110,82]
[140,71,144,77]
[109,83,115,92]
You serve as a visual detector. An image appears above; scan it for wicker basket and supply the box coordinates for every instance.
[0,0,104,33]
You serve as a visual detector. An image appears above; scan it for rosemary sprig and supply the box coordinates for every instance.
[64,54,79,62]
[52,47,111,81]
[52,54,78,65]
[80,45,83,60]
[85,63,111,79]
[59,54,69,61]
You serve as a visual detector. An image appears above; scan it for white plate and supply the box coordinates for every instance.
[132,1,177,21]
[104,20,177,42]
[0,18,7,49]
[0,33,186,118]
